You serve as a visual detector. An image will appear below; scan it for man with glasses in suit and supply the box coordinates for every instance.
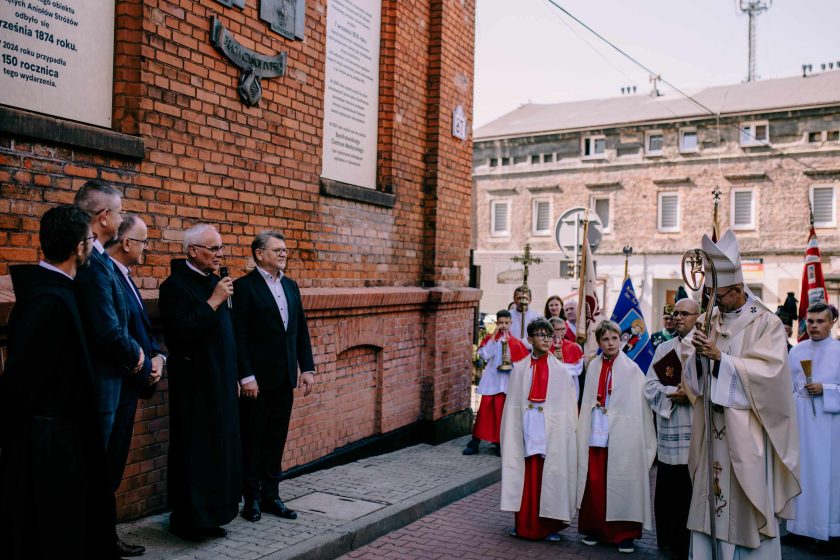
[105,214,165,553]
[74,181,147,559]
[232,231,315,523]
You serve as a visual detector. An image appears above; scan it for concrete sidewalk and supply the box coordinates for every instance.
[118,436,500,560]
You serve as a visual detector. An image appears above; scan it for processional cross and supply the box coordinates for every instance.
[511,244,542,286]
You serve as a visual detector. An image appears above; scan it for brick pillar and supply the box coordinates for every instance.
[419,1,477,435]
[422,0,475,289]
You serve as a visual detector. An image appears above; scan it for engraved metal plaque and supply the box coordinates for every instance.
[260,0,306,40]
[210,16,288,107]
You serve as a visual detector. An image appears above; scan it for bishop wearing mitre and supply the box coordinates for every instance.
[685,230,800,560]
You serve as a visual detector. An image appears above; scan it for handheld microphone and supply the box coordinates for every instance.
[219,266,232,309]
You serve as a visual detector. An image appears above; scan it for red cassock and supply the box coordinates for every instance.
[514,354,569,540]
[472,332,529,443]
[549,340,584,365]
[577,356,642,544]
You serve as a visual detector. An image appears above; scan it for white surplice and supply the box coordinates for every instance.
[787,336,840,541]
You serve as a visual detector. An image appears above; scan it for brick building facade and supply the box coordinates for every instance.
[472,71,840,330]
[0,0,478,520]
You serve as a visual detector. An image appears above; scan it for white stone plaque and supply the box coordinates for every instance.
[321,0,381,189]
[0,0,115,127]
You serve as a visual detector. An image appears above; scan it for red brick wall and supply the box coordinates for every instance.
[1,0,477,521]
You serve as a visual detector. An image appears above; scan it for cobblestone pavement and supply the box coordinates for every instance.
[338,481,815,560]
[118,437,500,560]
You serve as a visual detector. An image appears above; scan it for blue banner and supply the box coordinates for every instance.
[609,277,655,373]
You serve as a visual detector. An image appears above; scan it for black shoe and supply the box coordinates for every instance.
[618,539,635,553]
[168,522,207,542]
[261,498,298,520]
[116,538,145,557]
[201,526,227,539]
[490,443,501,457]
[241,499,261,522]
[462,439,480,455]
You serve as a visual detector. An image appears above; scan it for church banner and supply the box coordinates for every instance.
[610,277,655,373]
[798,226,828,341]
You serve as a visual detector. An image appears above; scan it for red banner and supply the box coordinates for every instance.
[798,226,828,341]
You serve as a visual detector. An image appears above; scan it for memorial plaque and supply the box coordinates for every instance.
[0,0,116,127]
[260,0,305,40]
[210,16,287,107]
[321,0,382,190]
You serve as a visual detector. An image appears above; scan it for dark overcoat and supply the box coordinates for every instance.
[159,259,241,528]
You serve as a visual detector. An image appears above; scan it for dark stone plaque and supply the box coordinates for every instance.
[260,0,306,40]
[214,0,246,8]
[210,16,288,107]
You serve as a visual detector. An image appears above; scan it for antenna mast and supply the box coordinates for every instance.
[738,0,771,82]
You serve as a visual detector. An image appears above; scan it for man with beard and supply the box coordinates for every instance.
[159,224,241,540]
[0,205,105,559]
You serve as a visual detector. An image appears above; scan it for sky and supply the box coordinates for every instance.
[473,0,840,129]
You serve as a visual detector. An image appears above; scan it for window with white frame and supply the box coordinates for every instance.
[645,130,664,155]
[731,189,755,229]
[739,121,769,146]
[490,200,510,237]
[531,154,541,165]
[543,153,554,163]
[591,196,611,232]
[532,199,551,236]
[679,128,698,153]
[513,155,527,165]
[811,185,836,227]
[828,130,840,142]
[657,192,680,232]
[582,135,606,158]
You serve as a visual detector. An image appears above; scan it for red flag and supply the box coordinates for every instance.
[797,226,828,341]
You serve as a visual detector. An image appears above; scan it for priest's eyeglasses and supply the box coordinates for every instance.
[127,238,150,248]
[192,244,224,254]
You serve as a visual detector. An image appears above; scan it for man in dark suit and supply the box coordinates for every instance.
[105,214,165,545]
[233,231,316,522]
[0,205,107,559]
[74,180,147,559]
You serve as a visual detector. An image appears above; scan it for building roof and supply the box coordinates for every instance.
[475,71,840,140]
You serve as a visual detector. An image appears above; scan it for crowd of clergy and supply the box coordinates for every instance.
[467,229,840,559]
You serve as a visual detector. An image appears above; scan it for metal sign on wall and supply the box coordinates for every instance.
[210,16,287,107]
[260,0,306,40]
[0,0,116,127]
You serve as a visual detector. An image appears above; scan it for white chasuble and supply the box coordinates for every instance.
[787,336,840,541]
[683,298,800,560]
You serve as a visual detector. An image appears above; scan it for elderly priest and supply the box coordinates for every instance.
[685,230,800,560]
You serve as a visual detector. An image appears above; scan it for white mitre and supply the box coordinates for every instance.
[701,229,743,287]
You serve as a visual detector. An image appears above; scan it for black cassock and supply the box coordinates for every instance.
[160,259,242,529]
[0,265,109,560]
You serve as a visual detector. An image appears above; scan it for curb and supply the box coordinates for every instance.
[265,461,502,560]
